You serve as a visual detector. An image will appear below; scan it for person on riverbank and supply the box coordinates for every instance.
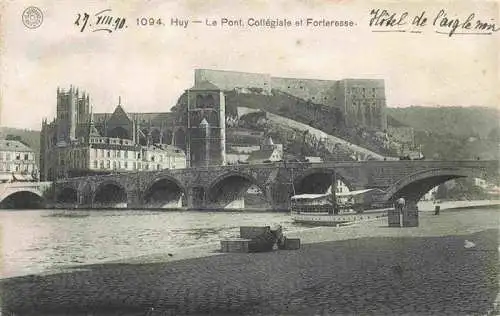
[396,197,405,213]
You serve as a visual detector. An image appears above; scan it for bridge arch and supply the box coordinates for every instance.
[293,168,355,195]
[0,189,45,209]
[143,175,187,208]
[207,171,270,209]
[382,168,476,203]
[92,180,128,207]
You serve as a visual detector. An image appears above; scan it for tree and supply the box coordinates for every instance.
[488,127,500,142]
[5,134,30,147]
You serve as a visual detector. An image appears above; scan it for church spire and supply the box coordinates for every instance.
[88,106,101,138]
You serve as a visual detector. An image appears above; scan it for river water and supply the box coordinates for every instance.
[0,209,301,279]
[2,203,497,279]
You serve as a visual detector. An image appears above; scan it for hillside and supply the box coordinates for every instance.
[172,89,393,156]
[386,106,500,161]
[238,109,385,160]
[387,106,500,139]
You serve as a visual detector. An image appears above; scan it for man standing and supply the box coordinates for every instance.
[396,197,406,225]
[397,197,405,211]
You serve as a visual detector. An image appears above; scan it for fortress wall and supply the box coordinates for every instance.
[195,69,271,92]
[270,77,337,105]
[341,79,387,129]
[192,69,387,130]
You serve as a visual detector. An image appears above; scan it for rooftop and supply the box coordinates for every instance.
[0,140,33,152]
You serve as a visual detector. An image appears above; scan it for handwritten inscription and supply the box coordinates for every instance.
[369,9,499,37]
[75,9,127,33]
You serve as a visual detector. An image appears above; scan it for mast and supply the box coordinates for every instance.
[285,159,296,213]
[330,171,338,214]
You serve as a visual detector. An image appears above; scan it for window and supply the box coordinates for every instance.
[100,161,105,169]
[6,153,10,161]
[124,151,128,159]
[6,164,11,171]
[118,161,121,169]
[124,161,128,169]
[94,149,98,157]
[106,160,111,169]
[24,154,29,160]
[138,162,142,170]
[16,154,20,160]
[151,156,155,162]
[113,161,117,169]
[133,162,136,170]
[93,160,98,168]
[145,163,149,170]
[107,150,111,158]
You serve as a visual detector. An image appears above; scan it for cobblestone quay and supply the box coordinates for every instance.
[1,218,498,315]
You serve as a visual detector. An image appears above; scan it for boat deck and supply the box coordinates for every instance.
[291,208,391,226]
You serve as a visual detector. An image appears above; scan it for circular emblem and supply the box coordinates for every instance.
[22,6,43,29]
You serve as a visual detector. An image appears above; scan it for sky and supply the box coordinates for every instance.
[0,0,499,130]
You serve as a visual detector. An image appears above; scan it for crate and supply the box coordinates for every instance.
[240,226,271,239]
[283,238,301,250]
[402,208,419,227]
[220,239,252,253]
[388,208,401,227]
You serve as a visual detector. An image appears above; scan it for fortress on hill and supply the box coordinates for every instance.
[195,69,388,130]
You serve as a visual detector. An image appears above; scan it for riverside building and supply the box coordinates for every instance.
[40,86,186,181]
[0,140,37,182]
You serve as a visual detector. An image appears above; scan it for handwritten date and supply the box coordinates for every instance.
[75,9,127,33]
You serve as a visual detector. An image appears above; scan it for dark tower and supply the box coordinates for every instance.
[186,81,226,168]
[56,86,90,143]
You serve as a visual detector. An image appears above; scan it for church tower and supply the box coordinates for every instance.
[56,86,90,144]
[186,81,226,168]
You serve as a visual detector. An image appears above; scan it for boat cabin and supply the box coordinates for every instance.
[291,188,385,214]
[290,193,332,214]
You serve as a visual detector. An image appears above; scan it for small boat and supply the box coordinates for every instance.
[290,188,390,226]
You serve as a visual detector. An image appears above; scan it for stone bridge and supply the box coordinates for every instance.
[44,160,498,210]
[0,181,52,209]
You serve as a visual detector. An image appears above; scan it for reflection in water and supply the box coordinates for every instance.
[0,209,295,278]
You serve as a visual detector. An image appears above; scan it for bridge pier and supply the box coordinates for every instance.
[186,186,207,210]
[126,190,142,209]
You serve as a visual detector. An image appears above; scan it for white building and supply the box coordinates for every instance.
[247,136,283,164]
[82,137,186,173]
[0,140,37,182]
